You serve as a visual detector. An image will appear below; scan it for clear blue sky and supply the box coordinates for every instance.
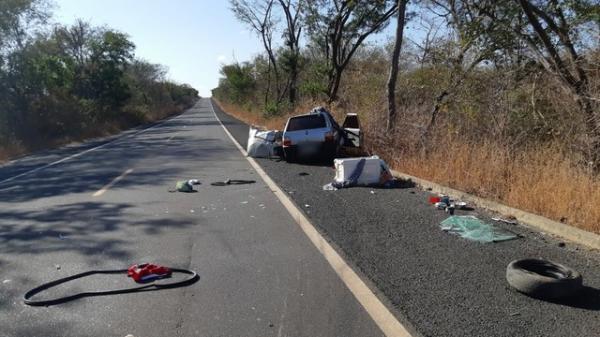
[53,1,404,97]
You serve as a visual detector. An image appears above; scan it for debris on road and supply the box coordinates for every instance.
[211,179,256,186]
[506,258,583,300]
[323,156,395,190]
[247,127,282,158]
[440,216,519,243]
[299,172,310,176]
[430,194,468,215]
[492,216,518,225]
[24,264,199,306]
[169,179,200,193]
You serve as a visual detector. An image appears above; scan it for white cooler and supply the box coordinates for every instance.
[333,156,382,186]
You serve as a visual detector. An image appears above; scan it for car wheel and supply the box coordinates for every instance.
[506,258,583,300]
[284,150,296,163]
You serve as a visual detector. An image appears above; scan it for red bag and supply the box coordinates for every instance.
[127,263,172,283]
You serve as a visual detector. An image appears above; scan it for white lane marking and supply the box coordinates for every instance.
[209,99,413,337]
[167,135,175,142]
[92,168,134,197]
[0,113,184,185]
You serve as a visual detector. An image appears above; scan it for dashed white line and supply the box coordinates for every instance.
[92,168,134,197]
[0,113,184,185]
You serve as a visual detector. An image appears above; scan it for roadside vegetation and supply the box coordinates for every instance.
[214,0,600,234]
[0,0,198,161]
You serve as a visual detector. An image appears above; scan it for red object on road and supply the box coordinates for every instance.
[429,196,441,204]
[127,263,172,283]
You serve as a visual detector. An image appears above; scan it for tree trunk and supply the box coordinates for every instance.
[386,0,408,131]
[327,67,343,104]
[289,61,297,103]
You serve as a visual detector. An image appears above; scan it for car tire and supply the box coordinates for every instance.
[284,150,296,163]
[506,258,582,300]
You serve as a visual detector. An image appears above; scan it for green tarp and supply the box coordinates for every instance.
[440,216,519,243]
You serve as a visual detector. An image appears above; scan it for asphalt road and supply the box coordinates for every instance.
[0,99,384,337]
[212,99,600,337]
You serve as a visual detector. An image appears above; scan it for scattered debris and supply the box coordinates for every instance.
[435,202,446,210]
[455,201,468,209]
[58,233,67,240]
[323,156,395,190]
[247,127,282,158]
[298,172,310,176]
[268,322,274,328]
[370,190,375,194]
[211,179,256,186]
[304,204,311,208]
[3,279,11,284]
[241,201,249,204]
[429,196,441,204]
[55,264,61,270]
[558,242,566,248]
[169,179,200,193]
[440,216,519,243]
[190,209,195,213]
[492,217,518,225]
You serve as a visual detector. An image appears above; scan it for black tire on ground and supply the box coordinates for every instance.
[506,258,583,300]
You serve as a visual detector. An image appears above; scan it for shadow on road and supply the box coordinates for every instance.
[0,201,196,259]
[0,132,229,203]
[548,286,600,311]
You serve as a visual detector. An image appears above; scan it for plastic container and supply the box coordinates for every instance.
[334,156,382,186]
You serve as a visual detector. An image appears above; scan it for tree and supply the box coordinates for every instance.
[278,0,303,103]
[87,30,135,117]
[230,0,281,104]
[0,0,50,52]
[305,0,399,102]
[386,0,409,130]
[514,0,600,171]
[421,0,515,143]
[216,62,256,103]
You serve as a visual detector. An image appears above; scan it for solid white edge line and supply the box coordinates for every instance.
[0,110,186,185]
[208,98,413,337]
[92,168,134,197]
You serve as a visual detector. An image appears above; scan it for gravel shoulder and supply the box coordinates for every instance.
[213,99,600,337]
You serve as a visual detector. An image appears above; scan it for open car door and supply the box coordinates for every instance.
[342,113,361,148]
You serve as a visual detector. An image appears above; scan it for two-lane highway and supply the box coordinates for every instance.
[0,99,386,337]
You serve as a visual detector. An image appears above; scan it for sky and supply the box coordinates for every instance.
[53,1,405,97]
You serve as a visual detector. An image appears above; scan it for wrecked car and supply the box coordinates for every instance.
[282,107,360,162]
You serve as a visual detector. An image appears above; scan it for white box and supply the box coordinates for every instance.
[334,156,382,186]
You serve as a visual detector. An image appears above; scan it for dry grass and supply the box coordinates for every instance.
[219,101,600,235]
[381,140,600,234]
